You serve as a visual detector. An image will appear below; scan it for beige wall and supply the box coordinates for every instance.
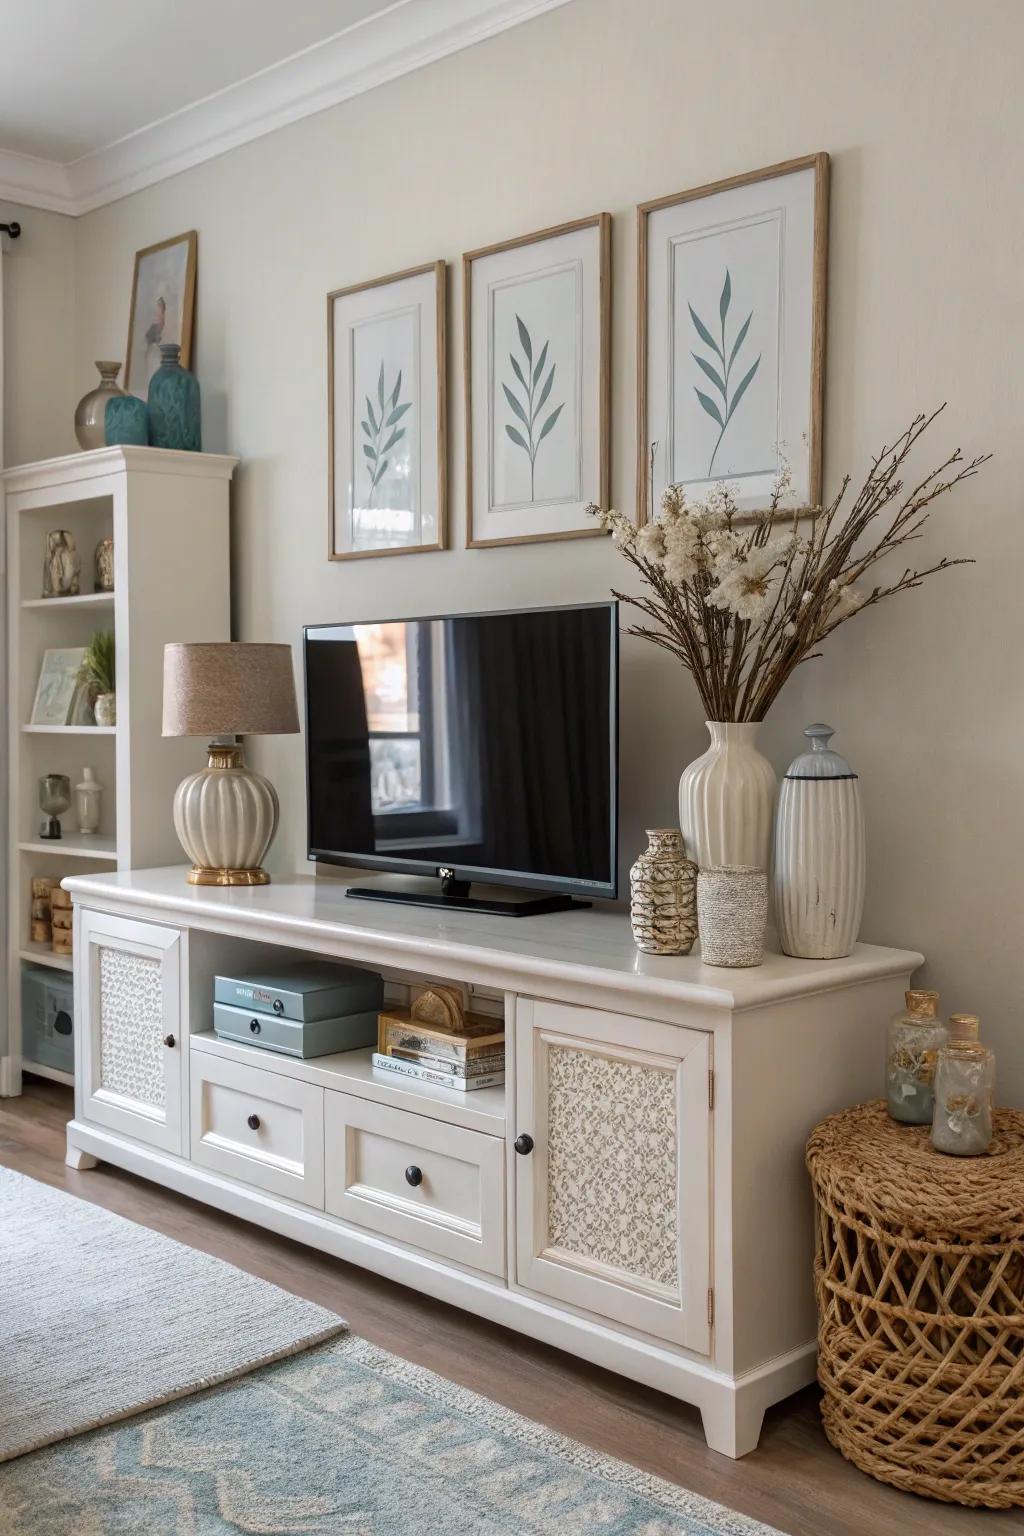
[1,199,77,466]
[56,0,1024,1099]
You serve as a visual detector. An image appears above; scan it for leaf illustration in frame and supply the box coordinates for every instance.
[502,314,565,502]
[364,360,410,507]
[690,269,761,476]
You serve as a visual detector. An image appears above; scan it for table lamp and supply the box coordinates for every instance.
[162,642,300,886]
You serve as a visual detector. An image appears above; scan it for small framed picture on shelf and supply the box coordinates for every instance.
[637,154,829,522]
[463,213,611,548]
[30,648,88,726]
[328,260,447,561]
[125,230,197,400]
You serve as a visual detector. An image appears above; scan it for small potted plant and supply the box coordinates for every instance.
[78,630,116,726]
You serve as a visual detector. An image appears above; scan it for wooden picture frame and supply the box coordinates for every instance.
[463,213,611,549]
[328,260,447,561]
[124,230,197,399]
[637,154,829,524]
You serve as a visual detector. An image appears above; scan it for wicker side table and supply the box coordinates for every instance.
[806,1101,1024,1508]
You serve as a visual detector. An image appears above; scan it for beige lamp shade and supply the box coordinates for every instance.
[162,643,300,737]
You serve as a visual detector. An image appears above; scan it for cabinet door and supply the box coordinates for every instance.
[515,998,711,1353]
[76,909,184,1155]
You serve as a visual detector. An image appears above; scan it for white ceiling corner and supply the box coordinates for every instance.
[0,0,574,218]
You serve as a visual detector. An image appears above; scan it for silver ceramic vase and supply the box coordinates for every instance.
[772,724,866,959]
[74,361,125,450]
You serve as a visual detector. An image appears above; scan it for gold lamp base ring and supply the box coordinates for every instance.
[187,865,271,887]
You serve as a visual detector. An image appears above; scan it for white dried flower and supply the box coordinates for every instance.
[783,620,798,637]
[709,563,774,622]
[830,583,867,618]
[636,523,666,563]
[661,484,685,519]
[800,590,813,607]
[662,519,700,586]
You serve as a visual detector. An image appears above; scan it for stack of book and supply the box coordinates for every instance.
[373,985,504,1092]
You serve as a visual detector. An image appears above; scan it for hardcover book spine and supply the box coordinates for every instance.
[388,1048,505,1077]
[379,1020,504,1063]
[371,1053,504,1092]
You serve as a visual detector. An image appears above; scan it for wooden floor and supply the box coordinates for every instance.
[1,1079,1008,1536]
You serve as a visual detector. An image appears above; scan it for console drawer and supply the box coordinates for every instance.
[190,1051,325,1207]
[324,1091,505,1277]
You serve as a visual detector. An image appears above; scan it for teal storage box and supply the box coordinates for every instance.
[214,961,382,1022]
[21,965,74,1075]
[213,1001,378,1059]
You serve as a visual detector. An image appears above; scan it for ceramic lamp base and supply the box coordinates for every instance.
[173,743,279,886]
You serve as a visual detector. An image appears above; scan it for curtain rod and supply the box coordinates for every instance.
[0,222,21,238]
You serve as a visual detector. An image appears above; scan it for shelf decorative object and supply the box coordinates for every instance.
[43,531,80,598]
[29,876,59,944]
[773,723,865,958]
[696,865,766,967]
[146,343,201,451]
[94,537,115,592]
[77,631,116,726]
[885,989,946,1124]
[590,409,988,871]
[807,1101,1024,1508]
[38,774,71,839]
[50,886,73,957]
[74,362,126,450]
[679,724,776,870]
[162,641,300,885]
[104,392,148,447]
[31,648,87,726]
[932,1014,994,1156]
[75,767,103,835]
[629,828,697,955]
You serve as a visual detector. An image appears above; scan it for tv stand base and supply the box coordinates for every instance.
[346,879,590,918]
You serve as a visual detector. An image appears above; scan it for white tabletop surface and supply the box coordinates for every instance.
[63,866,924,1014]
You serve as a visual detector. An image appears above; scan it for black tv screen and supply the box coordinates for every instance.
[305,602,618,898]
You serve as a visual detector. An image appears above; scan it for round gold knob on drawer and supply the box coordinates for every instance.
[247,1113,261,1131]
[163,1034,176,1049]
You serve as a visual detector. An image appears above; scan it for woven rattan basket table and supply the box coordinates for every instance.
[806,1100,1024,1508]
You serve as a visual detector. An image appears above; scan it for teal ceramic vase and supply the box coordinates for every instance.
[104,392,148,446]
[147,343,201,451]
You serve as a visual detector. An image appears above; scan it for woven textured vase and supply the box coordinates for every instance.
[629,829,697,955]
[679,722,777,872]
[696,865,767,967]
[807,1102,1024,1509]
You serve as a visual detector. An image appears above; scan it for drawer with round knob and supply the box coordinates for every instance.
[189,1051,325,1207]
[324,1091,505,1277]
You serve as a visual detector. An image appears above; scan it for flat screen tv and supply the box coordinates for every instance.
[305,602,618,915]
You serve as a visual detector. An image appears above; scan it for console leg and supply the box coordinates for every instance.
[65,1143,99,1171]
[700,1394,765,1458]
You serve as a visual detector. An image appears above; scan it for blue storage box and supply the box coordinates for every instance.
[214,961,382,1022]
[21,965,74,1075]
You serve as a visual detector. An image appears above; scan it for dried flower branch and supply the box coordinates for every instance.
[589,407,989,722]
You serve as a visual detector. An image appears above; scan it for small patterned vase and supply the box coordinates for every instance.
[147,343,201,451]
[629,828,697,955]
[104,391,148,446]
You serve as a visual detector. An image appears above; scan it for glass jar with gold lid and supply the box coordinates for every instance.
[886,989,946,1124]
[932,1015,995,1156]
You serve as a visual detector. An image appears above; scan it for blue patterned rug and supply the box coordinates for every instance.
[0,1334,781,1535]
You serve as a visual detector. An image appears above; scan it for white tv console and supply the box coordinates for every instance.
[62,866,921,1458]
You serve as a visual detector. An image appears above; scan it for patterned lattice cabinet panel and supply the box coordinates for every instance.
[98,947,166,1110]
[546,1043,679,1291]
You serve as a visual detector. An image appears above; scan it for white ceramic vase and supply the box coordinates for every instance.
[678,722,777,872]
[172,744,278,884]
[773,723,866,959]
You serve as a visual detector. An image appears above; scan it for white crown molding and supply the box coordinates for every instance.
[0,0,574,219]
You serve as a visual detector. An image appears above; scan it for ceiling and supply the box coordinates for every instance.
[0,0,570,214]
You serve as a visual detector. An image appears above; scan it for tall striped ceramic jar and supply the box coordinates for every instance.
[773,724,865,960]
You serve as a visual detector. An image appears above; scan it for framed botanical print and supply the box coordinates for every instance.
[125,230,197,399]
[328,261,447,560]
[464,213,610,548]
[637,154,829,522]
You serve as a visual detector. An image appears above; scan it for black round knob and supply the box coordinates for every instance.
[273,999,285,1015]
[53,1010,73,1037]
[404,1165,423,1187]
[514,1133,534,1156]
[163,1034,176,1049]
[247,1113,261,1131]
[249,1018,261,1034]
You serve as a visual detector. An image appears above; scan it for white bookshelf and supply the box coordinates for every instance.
[3,446,237,1094]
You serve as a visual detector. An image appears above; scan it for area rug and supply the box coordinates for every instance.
[0,1168,346,1462]
[0,1334,784,1536]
